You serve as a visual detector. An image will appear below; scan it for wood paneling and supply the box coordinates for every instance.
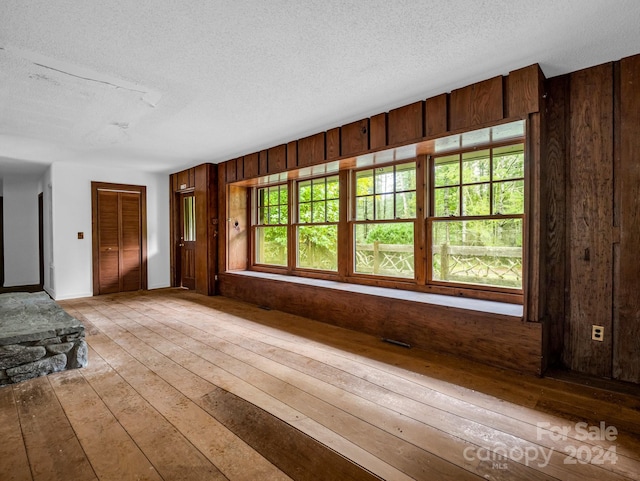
[195,163,217,295]
[243,152,259,179]
[298,132,325,167]
[259,150,268,176]
[542,75,568,367]
[507,64,544,118]
[176,168,195,190]
[369,113,387,149]
[268,145,287,174]
[227,185,248,270]
[341,119,369,156]
[450,76,503,131]
[236,156,244,181]
[219,273,542,375]
[425,94,448,137]
[286,141,297,170]
[388,101,424,145]
[566,63,614,377]
[326,127,341,160]
[614,54,640,383]
[225,159,237,183]
[524,113,543,325]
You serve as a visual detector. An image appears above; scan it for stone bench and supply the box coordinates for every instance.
[0,292,87,385]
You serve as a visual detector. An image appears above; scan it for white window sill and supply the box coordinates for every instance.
[227,270,524,318]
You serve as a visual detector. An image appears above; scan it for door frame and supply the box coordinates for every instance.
[91,182,148,295]
[178,191,197,289]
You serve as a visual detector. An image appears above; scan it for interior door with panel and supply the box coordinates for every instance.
[179,192,196,289]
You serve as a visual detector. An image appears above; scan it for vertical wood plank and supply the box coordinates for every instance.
[177,170,189,190]
[298,132,326,167]
[369,113,387,150]
[326,127,341,160]
[614,54,640,383]
[388,101,424,145]
[507,64,544,117]
[169,174,177,286]
[259,150,268,176]
[217,171,227,275]
[235,156,244,181]
[525,112,543,328]
[450,77,503,131]
[286,141,298,170]
[225,159,237,183]
[227,185,248,270]
[268,145,287,174]
[341,119,369,156]
[425,94,448,137]
[567,62,614,377]
[194,163,209,295]
[543,75,568,368]
[207,163,218,295]
[243,153,259,179]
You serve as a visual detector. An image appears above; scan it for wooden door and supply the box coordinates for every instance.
[179,192,196,289]
[92,183,147,295]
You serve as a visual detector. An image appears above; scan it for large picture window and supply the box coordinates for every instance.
[244,120,526,301]
[353,162,416,279]
[255,184,288,266]
[430,144,524,289]
[296,175,339,271]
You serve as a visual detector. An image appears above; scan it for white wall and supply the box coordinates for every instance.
[2,174,41,286]
[50,162,170,300]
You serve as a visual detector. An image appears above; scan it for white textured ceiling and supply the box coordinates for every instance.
[1,0,639,175]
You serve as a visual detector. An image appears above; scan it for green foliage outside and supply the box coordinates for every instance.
[256,145,525,287]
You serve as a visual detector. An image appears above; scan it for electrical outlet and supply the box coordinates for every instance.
[592,325,604,342]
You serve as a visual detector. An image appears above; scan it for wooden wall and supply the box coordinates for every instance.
[170,163,218,296]
[543,53,640,383]
[219,272,543,375]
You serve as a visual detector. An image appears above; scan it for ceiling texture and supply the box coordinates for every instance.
[1,0,639,176]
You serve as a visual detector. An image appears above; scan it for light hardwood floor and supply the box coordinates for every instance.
[1,289,639,480]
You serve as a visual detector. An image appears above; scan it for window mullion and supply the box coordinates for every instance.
[287,179,295,273]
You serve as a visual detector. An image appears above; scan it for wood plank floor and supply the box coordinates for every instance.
[2,289,639,480]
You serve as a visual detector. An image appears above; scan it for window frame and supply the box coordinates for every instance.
[294,174,341,272]
[427,140,525,293]
[241,120,527,304]
[252,183,289,269]
[350,160,419,281]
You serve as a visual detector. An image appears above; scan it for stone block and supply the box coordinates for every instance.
[69,340,88,369]
[7,353,67,383]
[46,342,74,355]
[0,345,47,369]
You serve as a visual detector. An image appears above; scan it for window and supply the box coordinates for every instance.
[243,120,526,301]
[296,175,339,270]
[353,162,416,279]
[255,184,288,266]
[430,144,524,289]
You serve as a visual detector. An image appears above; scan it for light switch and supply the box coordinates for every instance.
[78,232,84,239]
